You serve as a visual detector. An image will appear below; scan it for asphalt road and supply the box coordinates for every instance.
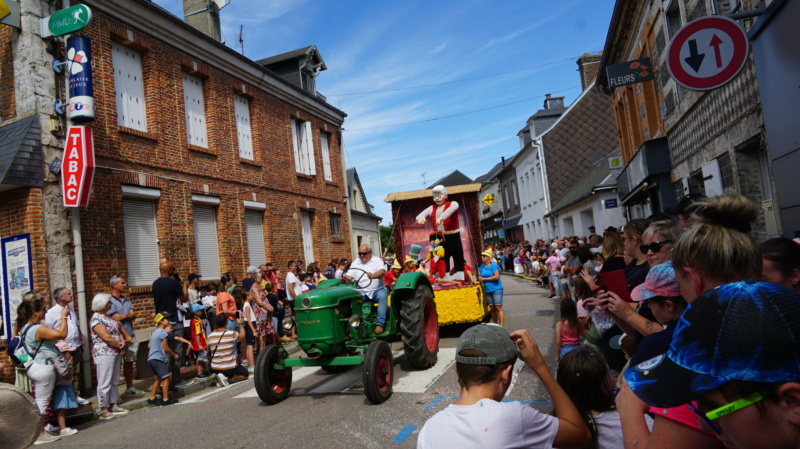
[48,275,560,449]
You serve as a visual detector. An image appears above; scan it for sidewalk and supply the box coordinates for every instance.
[66,341,302,422]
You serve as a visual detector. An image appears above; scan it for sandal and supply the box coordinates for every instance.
[98,411,117,420]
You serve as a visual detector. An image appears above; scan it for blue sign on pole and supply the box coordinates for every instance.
[605,199,619,209]
[66,35,95,123]
[498,229,505,238]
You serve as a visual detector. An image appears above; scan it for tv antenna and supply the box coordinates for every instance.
[421,172,427,188]
[238,25,244,55]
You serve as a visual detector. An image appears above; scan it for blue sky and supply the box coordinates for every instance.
[155,0,615,224]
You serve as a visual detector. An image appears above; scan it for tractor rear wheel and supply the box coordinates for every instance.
[400,284,439,369]
[363,340,393,404]
[254,345,292,404]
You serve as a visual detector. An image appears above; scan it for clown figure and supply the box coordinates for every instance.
[415,185,465,273]
[426,232,446,278]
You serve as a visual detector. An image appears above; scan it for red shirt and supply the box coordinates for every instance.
[432,201,460,232]
[216,291,236,319]
[189,318,208,351]
[384,270,399,287]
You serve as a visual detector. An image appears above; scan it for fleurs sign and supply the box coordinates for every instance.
[605,57,655,89]
[61,126,95,208]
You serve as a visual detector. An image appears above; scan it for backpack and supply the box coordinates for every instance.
[9,324,44,369]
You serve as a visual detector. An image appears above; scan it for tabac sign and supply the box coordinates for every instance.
[61,126,95,207]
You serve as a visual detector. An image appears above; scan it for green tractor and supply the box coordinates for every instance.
[253,269,439,404]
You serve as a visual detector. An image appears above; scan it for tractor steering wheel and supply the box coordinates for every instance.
[343,267,374,290]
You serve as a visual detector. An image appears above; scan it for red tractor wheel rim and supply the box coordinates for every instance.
[271,367,289,393]
[377,352,391,392]
[423,298,439,353]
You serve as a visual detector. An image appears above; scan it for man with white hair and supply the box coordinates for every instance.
[108,275,143,396]
[416,185,465,273]
[45,287,90,405]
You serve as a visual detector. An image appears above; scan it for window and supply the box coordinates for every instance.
[330,213,342,238]
[665,0,683,39]
[112,43,146,132]
[192,202,220,278]
[291,119,316,175]
[320,133,332,181]
[503,186,510,210]
[183,73,207,148]
[300,210,314,264]
[511,180,519,206]
[244,208,266,267]
[122,197,160,286]
[717,153,734,190]
[234,94,253,160]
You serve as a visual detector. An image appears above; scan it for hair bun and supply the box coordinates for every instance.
[692,195,758,234]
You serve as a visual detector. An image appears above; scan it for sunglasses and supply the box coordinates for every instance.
[687,392,766,435]
[358,251,371,256]
[639,240,672,254]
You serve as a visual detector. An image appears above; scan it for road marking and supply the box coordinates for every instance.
[393,348,455,393]
[319,349,404,394]
[393,425,417,443]
[422,395,455,411]
[182,383,244,404]
[504,358,526,398]
[234,366,319,399]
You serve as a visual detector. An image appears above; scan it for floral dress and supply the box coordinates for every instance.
[90,313,121,358]
[252,286,274,336]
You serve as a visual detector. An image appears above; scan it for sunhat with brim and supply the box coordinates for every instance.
[631,262,681,302]
[625,280,800,409]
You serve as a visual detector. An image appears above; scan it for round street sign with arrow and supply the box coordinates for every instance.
[667,15,749,90]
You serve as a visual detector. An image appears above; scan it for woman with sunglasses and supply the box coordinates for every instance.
[641,221,682,268]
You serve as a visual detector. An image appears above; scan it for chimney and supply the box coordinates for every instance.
[543,94,565,110]
[184,0,222,42]
[576,52,603,90]
[501,156,506,168]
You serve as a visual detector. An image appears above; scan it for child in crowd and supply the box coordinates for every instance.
[556,297,587,363]
[263,282,281,346]
[417,324,590,448]
[299,273,312,293]
[241,289,257,373]
[201,283,218,337]
[572,276,592,330]
[625,281,800,449]
[557,348,652,448]
[189,303,210,379]
[546,248,563,298]
[51,383,79,436]
[147,313,190,406]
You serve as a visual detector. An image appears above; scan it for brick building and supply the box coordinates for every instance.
[0,0,350,383]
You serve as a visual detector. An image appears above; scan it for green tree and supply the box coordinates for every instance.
[380,224,395,255]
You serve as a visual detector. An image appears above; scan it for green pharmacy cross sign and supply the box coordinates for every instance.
[47,4,91,36]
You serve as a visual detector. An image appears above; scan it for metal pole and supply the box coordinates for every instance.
[71,209,92,394]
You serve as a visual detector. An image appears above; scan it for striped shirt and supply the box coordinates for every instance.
[207,330,239,371]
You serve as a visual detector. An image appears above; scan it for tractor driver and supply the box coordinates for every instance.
[343,244,388,335]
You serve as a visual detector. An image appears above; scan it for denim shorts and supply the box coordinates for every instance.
[486,288,504,306]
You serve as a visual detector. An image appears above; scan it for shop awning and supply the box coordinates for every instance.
[503,216,521,229]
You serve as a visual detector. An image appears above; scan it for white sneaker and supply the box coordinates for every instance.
[59,428,78,436]
[216,373,229,387]
[34,433,61,445]
[44,424,59,433]
[76,396,90,406]
[125,387,145,396]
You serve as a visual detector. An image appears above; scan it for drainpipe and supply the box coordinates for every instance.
[61,0,91,394]
[536,138,553,238]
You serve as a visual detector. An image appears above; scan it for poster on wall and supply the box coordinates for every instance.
[1,234,33,340]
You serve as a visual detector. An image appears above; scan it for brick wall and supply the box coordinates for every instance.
[0,25,14,120]
[69,11,351,322]
[0,187,50,383]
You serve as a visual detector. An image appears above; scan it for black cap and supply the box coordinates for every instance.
[604,226,618,233]
[188,273,201,282]
[588,226,596,230]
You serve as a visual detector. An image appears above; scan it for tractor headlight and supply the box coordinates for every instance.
[348,314,362,328]
[301,297,312,308]
[282,317,295,330]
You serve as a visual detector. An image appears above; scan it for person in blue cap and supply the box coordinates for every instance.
[623,281,800,449]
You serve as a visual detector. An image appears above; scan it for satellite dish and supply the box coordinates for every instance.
[211,0,230,10]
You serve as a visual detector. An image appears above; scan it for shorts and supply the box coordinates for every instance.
[148,359,170,379]
[226,319,236,331]
[244,322,256,346]
[122,341,138,363]
[195,349,208,364]
[272,317,279,332]
[486,288,504,306]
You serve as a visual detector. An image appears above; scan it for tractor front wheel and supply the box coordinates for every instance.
[363,340,393,404]
[254,345,292,404]
[400,284,439,369]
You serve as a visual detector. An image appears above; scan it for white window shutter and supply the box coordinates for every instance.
[183,73,208,148]
[234,95,253,160]
[304,121,315,175]
[244,210,266,267]
[192,206,220,278]
[291,119,302,172]
[112,43,147,132]
[122,199,160,286]
[702,160,724,198]
[321,133,332,181]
